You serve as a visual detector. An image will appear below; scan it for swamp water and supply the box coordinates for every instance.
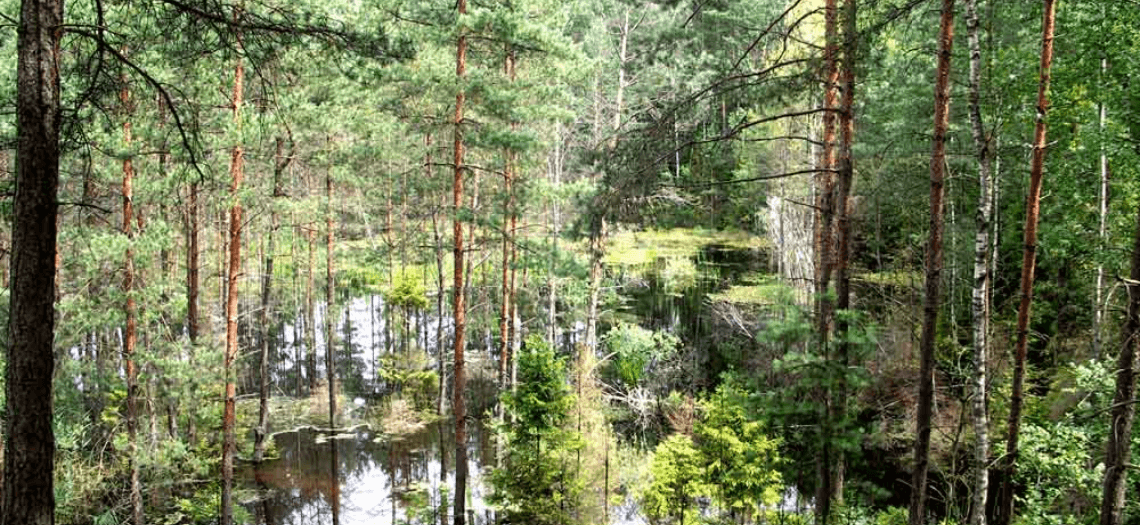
[239,233,771,525]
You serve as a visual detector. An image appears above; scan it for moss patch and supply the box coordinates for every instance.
[603,228,768,268]
[853,269,921,288]
[707,274,791,305]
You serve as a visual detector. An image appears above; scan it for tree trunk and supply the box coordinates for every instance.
[909,2,955,524]
[814,2,839,521]
[221,15,245,524]
[1094,53,1109,361]
[120,70,144,525]
[996,2,1055,523]
[965,1,993,523]
[3,0,63,521]
[499,48,516,395]
[1098,180,1140,525]
[307,227,317,391]
[427,133,448,421]
[831,0,857,508]
[453,0,470,521]
[255,135,292,461]
[586,8,632,357]
[326,164,337,430]
[186,178,200,444]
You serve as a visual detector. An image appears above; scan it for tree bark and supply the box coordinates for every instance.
[3,0,63,521]
[814,2,839,522]
[909,2,955,524]
[965,1,993,523]
[499,48,516,395]
[326,163,337,430]
[120,70,144,525]
[830,0,857,509]
[186,178,199,444]
[255,135,292,461]
[221,13,245,524]
[453,0,469,521]
[1094,53,1109,361]
[996,2,1055,523]
[1098,182,1140,525]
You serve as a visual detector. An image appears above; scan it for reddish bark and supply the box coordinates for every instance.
[997,2,1055,523]
[910,1,955,524]
[221,17,245,525]
[452,0,469,521]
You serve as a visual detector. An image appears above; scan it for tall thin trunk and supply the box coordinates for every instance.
[221,13,245,524]
[453,0,470,521]
[909,2,955,524]
[186,179,199,444]
[255,136,291,461]
[548,127,562,347]
[814,1,839,522]
[830,0,857,508]
[996,2,1055,523]
[120,70,144,525]
[326,164,337,430]
[1094,53,1109,361]
[428,133,448,422]
[965,1,993,523]
[586,9,632,356]
[1098,179,1140,525]
[611,8,630,149]
[3,0,63,520]
[585,228,604,353]
[307,227,317,391]
[499,48,516,395]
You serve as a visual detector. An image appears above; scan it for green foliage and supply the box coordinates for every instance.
[642,384,783,525]
[385,269,429,310]
[378,350,439,412]
[602,322,679,386]
[1010,422,1102,525]
[695,383,782,514]
[642,434,703,525]
[490,336,583,525]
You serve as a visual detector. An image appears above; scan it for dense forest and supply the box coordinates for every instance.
[2,0,1140,524]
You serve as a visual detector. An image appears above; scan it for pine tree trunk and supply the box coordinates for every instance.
[453,0,469,520]
[831,0,857,508]
[1098,179,1140,525]
[326,165,337,430]
[221,14,245,524]
[120,71,144,525]
[965,1,993,523]
[996,2,1055,523]
[499,48,515,395]
[909,2,955,524]
[255,136,291,461]
[813,2,840,521]
[307,227,317,392]
[547,127,562,348]
[427,133,448,422]
[186,179,199,444]
[3,0,63,521]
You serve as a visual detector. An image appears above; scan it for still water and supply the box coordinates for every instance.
[243,420,495,525]
[238,242,765,525]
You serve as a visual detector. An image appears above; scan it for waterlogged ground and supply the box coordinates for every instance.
[243,419,495,525]
[236,227,771,525]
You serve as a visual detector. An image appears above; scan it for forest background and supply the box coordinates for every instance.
[2,0,1140,524]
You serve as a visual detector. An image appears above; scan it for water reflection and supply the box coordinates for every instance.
[243,420,493,525]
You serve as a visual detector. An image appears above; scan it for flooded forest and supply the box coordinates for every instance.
[3,0,1140,525]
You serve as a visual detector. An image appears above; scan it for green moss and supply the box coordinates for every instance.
[708,274,791,305]
[603,228,767,268]
[853,270,921,287]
